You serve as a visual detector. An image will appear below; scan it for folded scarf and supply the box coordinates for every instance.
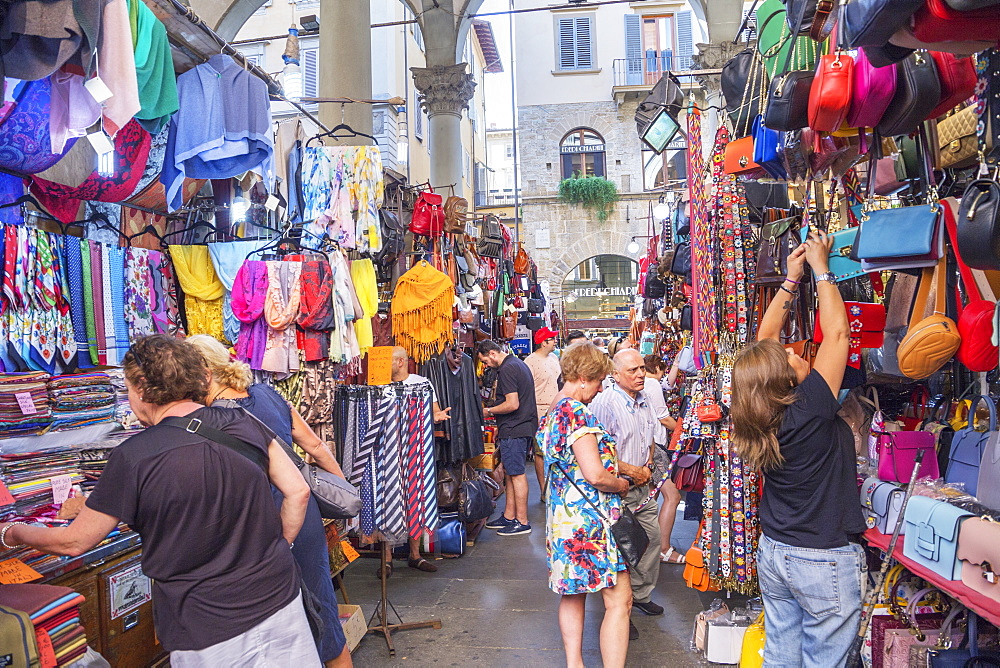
[231,260,269,369]
[169,244,224,340]
[350,258,377,355]
[296,260,336,362]
[391,261,455,363]
[261,260,302,374]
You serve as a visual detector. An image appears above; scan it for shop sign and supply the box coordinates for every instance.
[109,564,152,619]
[560,144,605,154]
[571,287,637,297]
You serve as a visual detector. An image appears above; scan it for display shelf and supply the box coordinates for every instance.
[863,528,1000,628]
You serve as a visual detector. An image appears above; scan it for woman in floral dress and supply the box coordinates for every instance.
[538,341,632,668]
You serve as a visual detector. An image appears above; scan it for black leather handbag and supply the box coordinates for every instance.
[553,462,650,570]
[458,463,497,522]
[957,178,1000,270]
[669,241,691,279]
[680,304,692,331]
[876,52,941,138]
[756,216,802,286]
[527,298,544,313]
[762,0,814,132]
[644,271,666,299]
[721,9,769,138]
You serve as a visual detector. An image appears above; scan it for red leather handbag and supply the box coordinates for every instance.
[671,454,705,493]
[928,52,978,120]
[808,52,854,132]
[911,0,1000,43]
[410,190,444,237]
[814,301,886,367]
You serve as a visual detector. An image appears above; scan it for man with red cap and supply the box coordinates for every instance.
[524,327,562,496]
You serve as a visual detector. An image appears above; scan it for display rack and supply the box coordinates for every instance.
[365,541,442,656]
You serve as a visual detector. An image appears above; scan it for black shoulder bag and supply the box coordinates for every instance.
[550,462,650,570]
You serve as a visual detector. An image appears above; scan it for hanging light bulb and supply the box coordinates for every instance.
[282,26,302,102]
[89,130,115,178]
[626,238,640,254]
[231,197,249,223]
[652,201,671,221]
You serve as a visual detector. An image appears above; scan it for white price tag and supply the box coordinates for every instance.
[88,131,114,154]
[84,76,113,104]
[50,475,72,505]
[264,195,280,211]
[14,392,36,415]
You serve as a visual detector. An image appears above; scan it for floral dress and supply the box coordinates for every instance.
[539,397,626,595]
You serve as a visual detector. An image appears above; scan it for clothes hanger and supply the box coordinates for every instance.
[0,193,43,211]
[127,224,167,245]
[160,219,220,245]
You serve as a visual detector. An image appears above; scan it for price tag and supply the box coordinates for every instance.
[50,475,72,505]
[84,76,113,104]
[366,347,393,385]
[0,558,43,584]
[340,540,360,563]
[35,629,56,668]
[14,392,36,415]
[264,194,280,211]
[0,483,14,506]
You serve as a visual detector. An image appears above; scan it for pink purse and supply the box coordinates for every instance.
[957,517,1000,604]
[876,431,940,483]
[847,50,897,129]
[883,595,965,668]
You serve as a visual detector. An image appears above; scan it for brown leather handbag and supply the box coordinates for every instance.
[501,312,517,340]
[897,256,962,379]
[755,215,801,286]
[444,193,468,234]
[513,244,530,275]
[936,105,978,169]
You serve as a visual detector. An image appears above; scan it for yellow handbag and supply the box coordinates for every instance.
[740,612,765,668]
[950,400,972,431]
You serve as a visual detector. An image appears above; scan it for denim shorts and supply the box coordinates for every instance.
[498,437,530,476]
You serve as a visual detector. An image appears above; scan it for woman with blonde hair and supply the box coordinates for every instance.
[185,335,352,668]
[537,342,632,668]
[730,232,866,667]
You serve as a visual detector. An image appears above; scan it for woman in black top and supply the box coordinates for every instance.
[732,232,867,667]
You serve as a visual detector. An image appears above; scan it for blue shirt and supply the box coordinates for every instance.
[589,382,655,467]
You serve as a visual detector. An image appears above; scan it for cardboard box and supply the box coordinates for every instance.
[467,453,495,470]
[338,604,366,652]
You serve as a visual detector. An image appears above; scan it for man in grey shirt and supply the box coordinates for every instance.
[590,349,663,626]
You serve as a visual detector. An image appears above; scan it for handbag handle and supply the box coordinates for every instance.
[967,395,998,433]
[907,256,947,330]
[941,198,986,302]
[777,0,811,77]
[549,461,617,525]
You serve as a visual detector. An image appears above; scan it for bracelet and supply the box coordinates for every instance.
[784,278,801,284]
[778,285,797,296]
[1,522,27,549]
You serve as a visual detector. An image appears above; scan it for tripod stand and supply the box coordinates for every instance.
[365,541,442,656]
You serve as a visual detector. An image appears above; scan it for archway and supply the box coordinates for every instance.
[562,254,638,332]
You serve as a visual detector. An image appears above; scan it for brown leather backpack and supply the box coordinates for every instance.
[444,193,468,234]
[513,244,530,275]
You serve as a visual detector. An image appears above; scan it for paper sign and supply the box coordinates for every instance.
[14,392,36,415]
[87,130,114,154]
[84,76,113,104]
[109,563,152,618]
[0,558,43,584]
[340,540,360,563]
[0,483,14,506]
[35,629,56,668]
[264,194,280,211]
[367,347,394,385]
[50,475,72,505]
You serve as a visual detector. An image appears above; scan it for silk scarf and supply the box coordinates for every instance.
[0,77,78,174]
[296,260,336,362]
[231,260,269,369]
[350,257,377,355]
[169,244,224,340]
[261,260,302,374]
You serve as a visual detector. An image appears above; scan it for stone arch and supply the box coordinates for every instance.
[546,230,633,302]
[551,112,615,147]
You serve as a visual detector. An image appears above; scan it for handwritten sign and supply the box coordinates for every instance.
[340,540,360,563]
[367,347,394,385]
[0,558,43,584]
[50,475,72,505]
[35,629,56,668]
[0,482,14,506]
[14,392,36,415]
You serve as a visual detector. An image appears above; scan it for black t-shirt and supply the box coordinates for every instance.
[86,407,300,652]
[760,371,867,549]
[495,354,539,439]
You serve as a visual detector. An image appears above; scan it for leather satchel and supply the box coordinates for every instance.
[898,258,962,380]
[957,517,1000,604]
[685,543,720,593]
[902,495,973,580]
[723,136,763,176]
[877,52,942,138]
[912,0,1000,43]
[929,52,978,120]
[946,395,997,497]
[672,453,705,493]
[756,216,801,286]
[437,464,461,509]
[937,106,979,169]
[957,178,1000,270]
[847,49,897,129]
[809,52,854,133]
[877,430,940,483]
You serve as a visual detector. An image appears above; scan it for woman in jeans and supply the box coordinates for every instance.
[186,335,352,668]
[537,342,632,668]
[731,232,867,667]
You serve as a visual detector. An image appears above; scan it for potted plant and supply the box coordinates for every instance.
[557,174,619,222]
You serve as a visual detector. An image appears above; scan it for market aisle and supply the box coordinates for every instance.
[343,476,711,667]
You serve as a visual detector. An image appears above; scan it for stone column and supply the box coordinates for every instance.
[318,0,373,142]
[693,41,746,146]
[410,63,476,190]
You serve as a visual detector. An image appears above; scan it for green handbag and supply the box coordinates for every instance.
[756,0,823,77]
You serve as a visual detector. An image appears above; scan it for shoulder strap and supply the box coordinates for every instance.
[942,198,985,301]
[934,255,948,316]
[909,265,935,327]
[159,415,269,472]
[550,461,611,524]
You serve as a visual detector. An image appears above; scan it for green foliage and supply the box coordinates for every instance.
[557,175,619,222]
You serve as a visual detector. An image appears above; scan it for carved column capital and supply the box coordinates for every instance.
[692,41,747,95]
[410,63,477,117]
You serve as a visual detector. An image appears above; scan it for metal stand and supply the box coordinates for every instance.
[365,541,441,656]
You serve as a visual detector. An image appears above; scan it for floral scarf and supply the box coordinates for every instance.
[296,260,336,362]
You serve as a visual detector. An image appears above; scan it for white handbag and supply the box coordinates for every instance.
[705,621,749,664]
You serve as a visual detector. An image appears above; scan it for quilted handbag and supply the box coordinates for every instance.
[903,495,973,580]
[752,115,787,179]
[724,136,763,175]
[911,0,1000,43]
[756,216,801,286]
[897,258,962,379]
[877,52,941,138]
[877,430,940,483]
[977,428,1000,512]
[809,52,854,132]
[861,477,907,534]
[842,0,924,47]
[855,204,942,270]
[957,517,1000,603]
[937,106,979,169]
[946,395,997,496]
[929,53,978,121]
[437,511,467,555]
[957,178,1000,271]
[847,49,897,129]
[410,190,444,237]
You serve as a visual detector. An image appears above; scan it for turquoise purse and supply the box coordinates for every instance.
[799,226,864,282]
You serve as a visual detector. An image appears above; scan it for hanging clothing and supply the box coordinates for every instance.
[99,0,141,137]
[62,237,92,369]
[147,249,185,337]
[124,247,156,340]
[420,352,485,463]
[169,245,224,340]
[208,239,268,345]
[261,261,302,374]
[328,251,361,367]
[391,261,456,363]
[47,70,102,155]
[128,0,178,135]
[0,0,84,80]
[350,258,377,355]
[231,260,269,369]
[161,54,274,211]
[296,260,336,362]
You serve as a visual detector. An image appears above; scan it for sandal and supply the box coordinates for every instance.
[408,557,438,573]
[375,563,393,579]
[660,547,686,564]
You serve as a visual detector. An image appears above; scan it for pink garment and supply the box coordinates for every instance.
[99,0,140,137]
[261,260,302,374]
[231,260,269,369]
[47,70,101,154]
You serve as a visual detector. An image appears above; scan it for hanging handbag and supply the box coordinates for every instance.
[956,178,1000,270]
[808,49,855,133]
[902,495,973,580]
[501,312,516,340]
[756,215,801,286]
[898,258,962,379]
[847,49,897,130]
[911,0,1000,43]
[799,225,864,282]
[723,136,764,176]
[946,395,997,496]
[937,106,979,169]
[685,540,721,593]
[513,244,530,275]
[877,430,941,483]
[443,191,468,234]
[757,0,821,76]
[437,464,461,509]
[670,241,692,279]
[672,453,705,493]
[762,0,815,132]
[929,53,978,120]
[410,189,445,237]
[958,517,1000,603]
[843,0,925,48]
[752,115,788,179]
[877,51,942,138]
[722,17,770,138]
[552,461,649,569]
[476,214,504,258]
[855,203,944,272]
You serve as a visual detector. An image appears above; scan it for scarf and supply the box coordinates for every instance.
[230,260,269,369]
[350,258,377,355]
[391,261,455,363]
[0,78,78,175]
[296,260,336,362]
[169,244,224,340]
[261,260,302,374]
[80,240,98,364]
[63,237,91,369]
[208,240,267,344]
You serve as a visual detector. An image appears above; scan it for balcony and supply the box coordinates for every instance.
[612,54,694,102]
[475,190,519,209]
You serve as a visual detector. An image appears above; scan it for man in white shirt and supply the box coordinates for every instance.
[390,347,450,573]
[523,327,561,494]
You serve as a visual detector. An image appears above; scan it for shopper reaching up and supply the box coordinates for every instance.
[731,231,867,668]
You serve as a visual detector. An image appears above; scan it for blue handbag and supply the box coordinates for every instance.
[800,226,864,282]
[855,204,943,271]
[752,115,787,180]
[927,613,1000,667]
[902,495,973,581]
[946,395,997,497]
[438,512,466,556]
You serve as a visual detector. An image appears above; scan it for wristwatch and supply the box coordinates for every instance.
[816,271,836,284]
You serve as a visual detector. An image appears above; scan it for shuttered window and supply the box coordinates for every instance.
[302,47,319,99]
[624,14,642,85]
[675,11,694,71]
[556,16,594,71]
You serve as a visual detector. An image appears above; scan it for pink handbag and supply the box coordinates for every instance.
[883,596,965,668]
[847,50,897,129]
[957,517,1000,604]
[876,431,940,483]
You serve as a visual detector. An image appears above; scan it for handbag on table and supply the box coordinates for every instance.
[897,257,962,380]
[946,395,997,497]
[976,425,1000,512]
[861,477,907,535]
[902,495,973,580]
[957,516,1000,603]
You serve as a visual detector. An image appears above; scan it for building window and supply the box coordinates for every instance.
[505,143,513,158]
[410,23,425,53]
[301,46,318,99]
[237,45,265,69]
[252,0,272,16]
[575,259,594,281]
[556,16,594,71]
[642,142,687,191]
[414,102,424,141]
[560,128,606,179]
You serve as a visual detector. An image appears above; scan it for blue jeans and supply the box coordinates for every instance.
[757,535,865,668]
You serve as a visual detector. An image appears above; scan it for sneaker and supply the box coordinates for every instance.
[485,515,515,530]
[633,599,664,616]
[497,521,532,536]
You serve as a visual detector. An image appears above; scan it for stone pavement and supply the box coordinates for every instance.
[341,476,726,667]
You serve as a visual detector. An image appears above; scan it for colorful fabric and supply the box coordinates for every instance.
[169,245,224,340]
[540,398,625,595]
[391,261,456,364]
[688,108,715,368]
[261,261,302,374]
[231,260,269,369]
[123,247,156,340]
[129,0,178,134]
[350,258,377,355]
[296,260,336,362]
[0,77,78,175]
